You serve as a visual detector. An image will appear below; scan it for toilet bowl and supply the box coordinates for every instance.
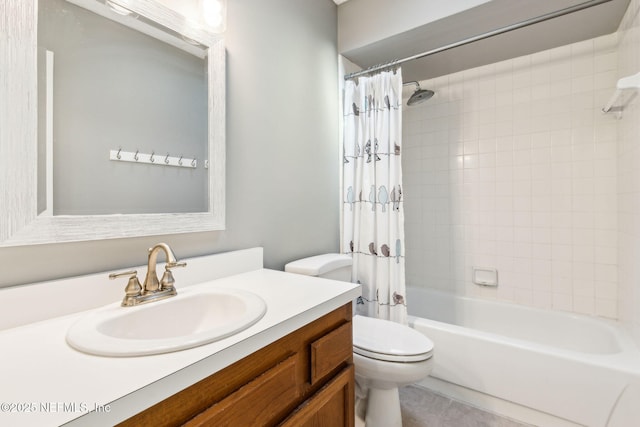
[285,254,434,427]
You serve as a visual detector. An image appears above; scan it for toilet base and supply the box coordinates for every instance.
[365,387,402,427]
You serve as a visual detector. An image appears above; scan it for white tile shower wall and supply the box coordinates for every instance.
[616,0,640,343]
[403,32,621,318]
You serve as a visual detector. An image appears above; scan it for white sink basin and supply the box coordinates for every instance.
[66,287,267,357]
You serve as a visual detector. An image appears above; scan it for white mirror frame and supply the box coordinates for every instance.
[0,0,225,247]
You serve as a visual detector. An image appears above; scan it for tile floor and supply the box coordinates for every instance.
[399,385,534,427]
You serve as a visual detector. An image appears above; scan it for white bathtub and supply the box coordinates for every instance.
[406,287,640,427]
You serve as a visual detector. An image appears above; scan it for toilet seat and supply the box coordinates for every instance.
[352,315,433,363]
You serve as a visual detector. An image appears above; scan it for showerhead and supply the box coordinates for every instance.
[408,88,435,105]
[404,81,434,106]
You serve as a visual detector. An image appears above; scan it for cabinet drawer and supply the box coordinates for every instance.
[280,365,355,427]
[185,355,299,427]
[310,322,352,385]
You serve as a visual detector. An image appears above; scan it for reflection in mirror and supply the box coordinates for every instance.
[0,0,225,247]
[38,0,208,215]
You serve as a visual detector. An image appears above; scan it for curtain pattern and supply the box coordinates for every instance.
[342,69,407,324]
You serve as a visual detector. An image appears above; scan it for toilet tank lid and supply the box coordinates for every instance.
[284,253,352,276]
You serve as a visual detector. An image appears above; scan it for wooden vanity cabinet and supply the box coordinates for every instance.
[118,303,355,427]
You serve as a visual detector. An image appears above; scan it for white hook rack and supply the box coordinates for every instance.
[109,149,198,169]
[602,71,640,118]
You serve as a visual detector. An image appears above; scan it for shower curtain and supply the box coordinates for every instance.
[342,68,407,325]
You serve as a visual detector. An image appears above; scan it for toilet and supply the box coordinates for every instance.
[285,254,434,427]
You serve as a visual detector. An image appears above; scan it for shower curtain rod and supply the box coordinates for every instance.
[344,0,614,81]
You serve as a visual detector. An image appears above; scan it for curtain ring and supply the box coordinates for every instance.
[150,151,155,163]
[165,153,170,164]
[134,150,139,161]
[116,148,122,160]
[191,158,196,167]
[178,155,183,166]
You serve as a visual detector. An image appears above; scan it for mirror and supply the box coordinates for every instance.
[0,0,225,247]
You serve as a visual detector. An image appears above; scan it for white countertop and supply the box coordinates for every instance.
[0,265,360,427]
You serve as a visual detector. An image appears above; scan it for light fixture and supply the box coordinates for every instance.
[201,0,226,32]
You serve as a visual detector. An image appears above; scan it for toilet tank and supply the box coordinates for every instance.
[284,254,352,282]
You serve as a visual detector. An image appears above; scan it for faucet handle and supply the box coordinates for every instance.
[109,270,142,300]
[159,262,185,291]
[109,270,137,279]
[166,261,186,269]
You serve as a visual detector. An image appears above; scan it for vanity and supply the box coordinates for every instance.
[0,248,361,426]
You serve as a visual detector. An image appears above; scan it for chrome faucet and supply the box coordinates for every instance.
[109,243,186,307]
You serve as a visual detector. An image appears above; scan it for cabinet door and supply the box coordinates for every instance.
[280,365,354,427]
[185,355,299,427]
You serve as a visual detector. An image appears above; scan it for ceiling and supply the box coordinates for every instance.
[339,0,631,82]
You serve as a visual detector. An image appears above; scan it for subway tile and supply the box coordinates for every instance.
[551,194,572,211]
[594,52,618,73]
[532,243,552,260]
[594,212,617,231]
[531,131,552,148]
[552,292,573,311]
[593,32,618,52]
[572,144,595,162]
[595,280,618,300]
[402,29,623,320]
[550,129,572,147]
[532,291,553,309]
[594,70,618,90]
[552,244,573,261]
[532,227,552,244]
[573,182,597,201]
[552,260,573,279]
[571,75,594,94]
[572,211,595,228]
[495,91,513,107]
[549,79,572,99]
[513,149,532,166]
[594,229,617,247]
[513,87,532,104]
[531,147,552,164]
[595,263,618,282]
[572,262,595,281]
[532,211,552,227]
[595,158,617,177]
[571,56,594,77]
[552,146,573,164]
[573,244,595,262]
[595,298,617,319]
[594,124,617,144]
[572,228,595,245]
[572,160,594,178]
[495,120,514,137]
[594,193,617,213]
[513,165,532,181]
[463,154,478,169]
[478,122,497,139]
[552,227,573,244]
[531,174,551,193]
[573,295,595,315]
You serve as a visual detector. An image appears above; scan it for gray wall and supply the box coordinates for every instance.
[40,0,208,215]
[0,0,340,287]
